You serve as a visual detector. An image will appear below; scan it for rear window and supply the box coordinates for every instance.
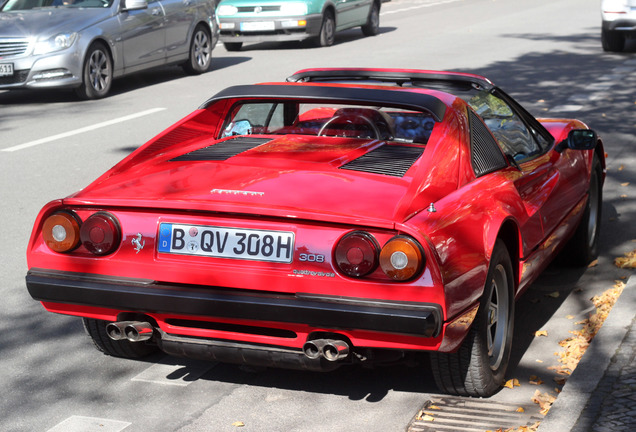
[220,102,437,145]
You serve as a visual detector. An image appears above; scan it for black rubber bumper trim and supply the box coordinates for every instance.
[26,270,441,338]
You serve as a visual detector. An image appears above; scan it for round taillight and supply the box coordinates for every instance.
[334,231,379,278]
[380,236,424,281]
[42,211,81,253]
[80,212,121,256]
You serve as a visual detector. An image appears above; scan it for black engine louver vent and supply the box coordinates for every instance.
[171,137,272,162]
[340,145,425,177]
[468,110,508,177]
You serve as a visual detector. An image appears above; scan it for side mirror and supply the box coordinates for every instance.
[122,0,148,11]
[556,129,597,152]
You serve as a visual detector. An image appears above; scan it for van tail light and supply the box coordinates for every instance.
[334,231,379,278]
[80,212,121,256]
[380,236,424,281]
[42,211,82,253]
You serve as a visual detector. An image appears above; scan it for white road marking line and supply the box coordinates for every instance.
[381,0,461,16]
[131,357,217,386]
[47,416,131,432]
[2,107,166,153]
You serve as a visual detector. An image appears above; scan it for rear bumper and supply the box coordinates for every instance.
[26,269,441,338]
[218,14,323,43]
[602,18,636,33]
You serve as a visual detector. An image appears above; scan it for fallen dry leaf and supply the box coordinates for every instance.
[588,259,598,268]
[614,249,636,269]
[503,378,521,389]
[619,164,624,171]
[231,421,245,427]
[535,330,548,337]
[529,375,544,385]
[516,407,525,413]
[421,415,435,422]
[532,390,557,415]
[546,291,560,298]
[620,182,630,186]
[566,315,574,319]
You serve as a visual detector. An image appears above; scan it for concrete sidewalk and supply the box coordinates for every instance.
[537,277,636,431]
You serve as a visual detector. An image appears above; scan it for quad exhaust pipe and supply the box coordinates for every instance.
[106,321,154,342]
[303,339,350,362]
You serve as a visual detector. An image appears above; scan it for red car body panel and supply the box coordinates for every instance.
[25,70,605,364]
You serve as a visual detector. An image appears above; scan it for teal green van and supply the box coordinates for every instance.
[217,0,380,50]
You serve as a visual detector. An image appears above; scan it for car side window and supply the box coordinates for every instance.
[468,92,541,162]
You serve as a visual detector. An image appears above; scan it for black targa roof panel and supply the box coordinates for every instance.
[286,69,495,92]
[200,84,448,122]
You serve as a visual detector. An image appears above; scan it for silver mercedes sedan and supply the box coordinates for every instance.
[0,0,218,99]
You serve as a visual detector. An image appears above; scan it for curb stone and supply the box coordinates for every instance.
[537,276,636,432]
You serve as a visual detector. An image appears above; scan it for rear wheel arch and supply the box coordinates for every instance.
[495,220,521,293]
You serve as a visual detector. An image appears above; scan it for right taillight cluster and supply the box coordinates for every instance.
[41,210,121,256]
[334,231,424,281]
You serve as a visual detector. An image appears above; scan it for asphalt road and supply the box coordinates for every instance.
[1,0,635,431]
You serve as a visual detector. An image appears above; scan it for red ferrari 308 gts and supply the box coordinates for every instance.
[26,68,604,397]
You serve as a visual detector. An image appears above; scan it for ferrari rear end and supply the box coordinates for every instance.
[26,84,466,372]
[26,201,448,370]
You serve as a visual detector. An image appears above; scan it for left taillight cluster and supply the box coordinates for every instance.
[334,231,425,281]
[42,210,121,256]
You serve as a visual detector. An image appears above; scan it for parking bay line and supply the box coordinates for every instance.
[2,107,166,153]
[131,356,217,386]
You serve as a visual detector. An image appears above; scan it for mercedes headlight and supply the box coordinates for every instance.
[33,33,78,55]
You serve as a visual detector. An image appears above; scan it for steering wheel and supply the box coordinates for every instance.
[318,114,381,139]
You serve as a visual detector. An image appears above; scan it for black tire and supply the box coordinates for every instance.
[223,42,243,52]
[361,1,380,37]
[75,42,112,100]
[563,154,602,265]
[83,318,157,359]
[431,240,515,397]
[601,28,625,52]
[318,10,335,47]
[183,25,213,75]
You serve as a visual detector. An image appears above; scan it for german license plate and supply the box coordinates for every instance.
[158,223,294,263]
[240,21,275,31]
[0,63,14,77]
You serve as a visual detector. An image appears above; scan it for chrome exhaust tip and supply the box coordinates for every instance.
[124,322,154,342]
[106,321,154,342]
[106,321,132,341]
[303,338,350,361]
[322,340,349,362]
[303,339,327,360]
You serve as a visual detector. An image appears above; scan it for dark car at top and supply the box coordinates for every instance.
[0,0,218,99]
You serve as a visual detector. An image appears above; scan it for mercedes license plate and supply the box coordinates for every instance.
[0,63,14,77]
[158,223,294,263]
